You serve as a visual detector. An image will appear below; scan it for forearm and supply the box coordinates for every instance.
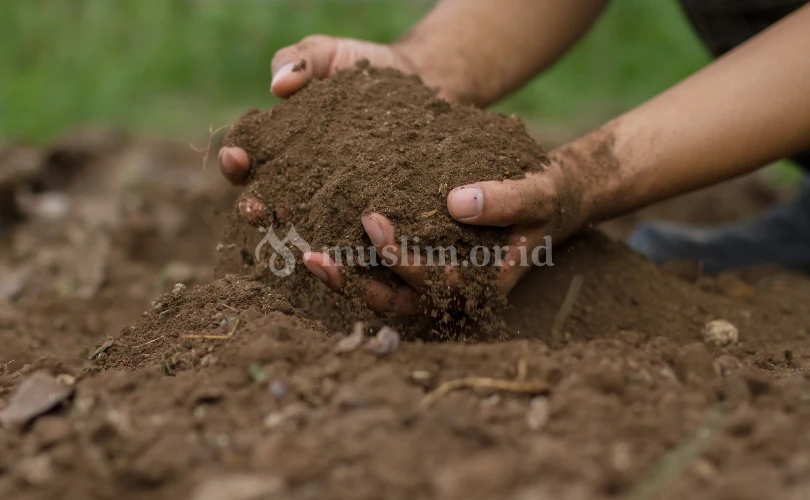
[562,4,810,224]
[394,0,610,106]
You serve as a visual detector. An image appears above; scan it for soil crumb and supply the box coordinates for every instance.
[223,64,548,338]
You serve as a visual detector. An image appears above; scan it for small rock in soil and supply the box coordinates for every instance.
[526,397,550,430]
[702,319,739,347]
[334,321,366,354]
[364,326,401,355]
[0,372,74,428]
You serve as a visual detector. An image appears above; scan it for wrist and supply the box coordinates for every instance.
[390,41,460,103]
[548,124,625,227]
[537,156,589,241]
[391,38,491,105]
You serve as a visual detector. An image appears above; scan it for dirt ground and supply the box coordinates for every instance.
[1,130,810,500]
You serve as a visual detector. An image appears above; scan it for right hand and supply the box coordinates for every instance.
[219,35,419,186]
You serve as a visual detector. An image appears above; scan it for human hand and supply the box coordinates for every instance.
[219,35,421,186]
[301,159,586,316]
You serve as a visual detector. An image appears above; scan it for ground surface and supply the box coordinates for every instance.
[1,133,810,500]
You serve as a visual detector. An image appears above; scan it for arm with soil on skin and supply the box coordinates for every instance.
[565,3,810,225]
[300,3,810,316]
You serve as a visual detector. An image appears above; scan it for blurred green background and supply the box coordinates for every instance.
[1,0,711,143]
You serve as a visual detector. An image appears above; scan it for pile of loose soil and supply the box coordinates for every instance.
[4,116,810,500]
[99,271,326,373]
[222,63,548,337]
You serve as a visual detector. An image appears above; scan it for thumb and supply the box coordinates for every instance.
[270,35,338,98]
[446,172,556,227]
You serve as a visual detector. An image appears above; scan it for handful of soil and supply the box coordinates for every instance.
[223,63,547,337]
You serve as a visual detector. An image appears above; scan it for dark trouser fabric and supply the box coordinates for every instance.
[678,0,808,58]
[678,0,810,171]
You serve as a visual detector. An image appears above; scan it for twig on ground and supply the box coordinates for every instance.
[420,377,550,409]
[88,339,115,360]
[182,318,241,340]
[132,335,165,350]
[0,359,14,376]
[189,124,232,170]
[550,274,584,345]
[626,411,723,500]
[219,303,239,313]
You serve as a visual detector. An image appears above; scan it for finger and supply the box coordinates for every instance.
[363,280,426,317]
[302,251,422,316]
[271,35,338,98]
[302,251,343,292]
[447,172,553,227]
[497,231,549,294]
[218,146,250,185]
[361,213,462,292]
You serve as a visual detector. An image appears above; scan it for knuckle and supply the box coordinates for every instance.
[298,34,332,50]
[271,47,297,68]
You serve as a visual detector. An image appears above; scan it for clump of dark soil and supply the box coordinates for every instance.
[222,63,548,337]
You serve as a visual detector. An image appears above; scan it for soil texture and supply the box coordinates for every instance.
[1,123,809,498]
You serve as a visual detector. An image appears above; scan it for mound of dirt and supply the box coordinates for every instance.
[222,63,548,337]
[4,131,810,500]
[100,272,326,373]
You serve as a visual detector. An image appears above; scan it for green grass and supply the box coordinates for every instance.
[1,0,710,143]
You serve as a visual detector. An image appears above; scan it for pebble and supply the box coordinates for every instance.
[364,326,400,355]
[526,397,550,430]
[55,374,76,386]
[269,380,288,400]
[702,319,739,347]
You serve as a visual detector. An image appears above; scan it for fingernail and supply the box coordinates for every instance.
[271,62,297,90]
[448,187,483,220]
[362,215,385,247]
[302,253,328,282]
[219,148,235,172]
[220,147,249,174]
